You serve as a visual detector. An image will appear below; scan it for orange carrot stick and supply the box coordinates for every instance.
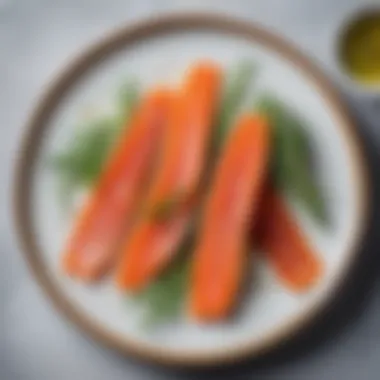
[259,189,323,291]
[115,61,222,291]
[189,114,270,320]
[62,89,173,281]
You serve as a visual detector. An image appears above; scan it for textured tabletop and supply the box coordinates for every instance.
[2,1,380,379]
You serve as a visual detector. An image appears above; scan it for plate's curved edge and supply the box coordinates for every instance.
[13,13,370,367]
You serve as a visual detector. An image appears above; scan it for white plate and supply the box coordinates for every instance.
[14,14,368,366]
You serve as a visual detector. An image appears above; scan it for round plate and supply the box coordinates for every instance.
[14,14,369,366]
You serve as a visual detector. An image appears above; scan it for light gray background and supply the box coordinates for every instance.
[2,1,380,379]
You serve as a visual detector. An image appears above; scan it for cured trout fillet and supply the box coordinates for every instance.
[259,189,323,291]
[115,61,222,291]
[189,114,270,320]
[62,89,173,281]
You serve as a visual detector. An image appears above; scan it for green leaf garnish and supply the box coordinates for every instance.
[129,241,192,328]
[256,95,328,224]
[116,79,140,120]
[50,118,120,184]
[214,60,257,148]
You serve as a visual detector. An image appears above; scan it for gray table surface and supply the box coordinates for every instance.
[2,0,380,379]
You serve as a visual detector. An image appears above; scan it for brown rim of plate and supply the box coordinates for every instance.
[13,12,370,367]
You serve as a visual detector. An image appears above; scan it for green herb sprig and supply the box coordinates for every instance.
[256,95,327,224]
[129,242,192,327]
[214,60,257,149]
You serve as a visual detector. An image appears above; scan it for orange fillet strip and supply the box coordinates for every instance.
[189,114,270,320]
[259,189,323,291]
[62,89,173,281]
[115,61,222,291]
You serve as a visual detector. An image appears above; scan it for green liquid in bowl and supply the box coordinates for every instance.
[340,12,380,86]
